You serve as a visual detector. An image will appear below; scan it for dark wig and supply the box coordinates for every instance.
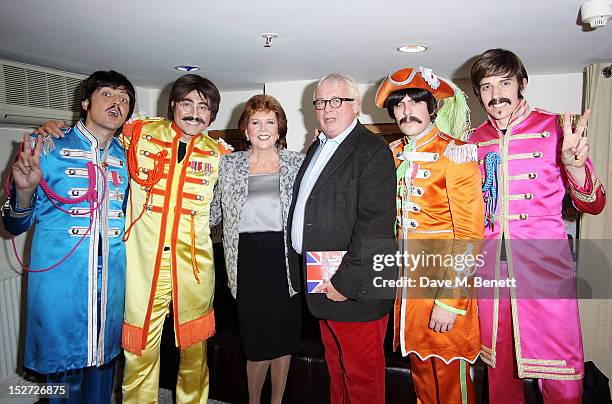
[385,88,436,120]
[167,74,220,123]
[80,70,136,120]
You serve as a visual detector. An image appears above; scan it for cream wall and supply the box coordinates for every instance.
[134,86,163,118]
[208,89,263,131]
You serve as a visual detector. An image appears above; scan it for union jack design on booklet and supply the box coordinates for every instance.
[306,251,347,293]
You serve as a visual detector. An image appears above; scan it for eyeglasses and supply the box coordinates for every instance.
[312,97,354,110]
[178,100,210,114]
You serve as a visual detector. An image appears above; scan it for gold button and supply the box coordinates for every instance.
[533,151,542,158]
[519,213,528,220]
[525,193,533,200]
[528,173,537,179]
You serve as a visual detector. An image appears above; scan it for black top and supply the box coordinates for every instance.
[177,141,187,164]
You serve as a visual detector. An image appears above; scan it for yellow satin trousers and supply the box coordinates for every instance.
[122,252,209,403]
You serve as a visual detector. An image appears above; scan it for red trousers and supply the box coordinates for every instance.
[489,295,582,404]
[319,315,388,404]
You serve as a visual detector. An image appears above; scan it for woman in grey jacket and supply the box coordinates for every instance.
[210,95,304,404]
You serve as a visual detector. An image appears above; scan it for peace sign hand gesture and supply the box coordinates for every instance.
[12,133,43,208]
[561,110,590,168]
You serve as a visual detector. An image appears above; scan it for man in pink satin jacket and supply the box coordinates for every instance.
[469,48,606,404]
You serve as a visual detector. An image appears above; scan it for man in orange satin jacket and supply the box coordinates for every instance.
[376,66,485,404]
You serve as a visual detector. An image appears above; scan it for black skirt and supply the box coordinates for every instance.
[236,232,301,361]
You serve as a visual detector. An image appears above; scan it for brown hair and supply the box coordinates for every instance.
[80,70,136,121]
[167,74,220,122]
[470,48,528,103]
[238,94,288,149]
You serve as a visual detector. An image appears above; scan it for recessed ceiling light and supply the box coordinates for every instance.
[260,33,279,48]
[175,65,200,72]
[397,45,427,53]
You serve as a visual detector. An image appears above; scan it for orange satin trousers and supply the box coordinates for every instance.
[410,355,475,404]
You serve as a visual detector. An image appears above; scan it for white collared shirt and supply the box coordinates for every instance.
[291,119,357,254]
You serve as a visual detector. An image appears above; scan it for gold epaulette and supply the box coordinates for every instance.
[127,116,165,124]
[443,140,478,164]
[217,137,234,153]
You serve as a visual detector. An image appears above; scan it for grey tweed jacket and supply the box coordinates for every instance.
[210,149,305,299]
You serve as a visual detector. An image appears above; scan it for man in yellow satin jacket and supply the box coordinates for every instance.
[119,74,231,403]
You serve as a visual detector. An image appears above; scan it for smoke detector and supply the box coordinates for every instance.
[580,0,612,28]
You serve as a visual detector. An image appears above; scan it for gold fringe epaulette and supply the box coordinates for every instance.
[217,137,234,152]
[443,140,478,164]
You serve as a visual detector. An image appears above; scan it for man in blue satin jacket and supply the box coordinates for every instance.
[2,70,134,404]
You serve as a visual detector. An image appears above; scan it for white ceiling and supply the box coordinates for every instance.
[1,0,611,91]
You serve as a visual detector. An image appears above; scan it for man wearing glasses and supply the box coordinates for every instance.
[37,73,231,403]
[288,73,396,404]
[119,74,232,403]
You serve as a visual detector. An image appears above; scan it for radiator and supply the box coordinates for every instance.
[0,270,21,383]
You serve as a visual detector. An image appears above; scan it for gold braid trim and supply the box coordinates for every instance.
[519,371,582,381]
[569,175,601,204]
[522,358,566,366]
[523,365,576,374]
